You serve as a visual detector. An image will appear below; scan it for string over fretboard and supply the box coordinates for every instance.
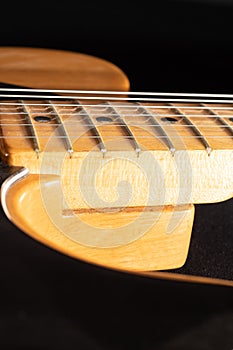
[0,90,232,157]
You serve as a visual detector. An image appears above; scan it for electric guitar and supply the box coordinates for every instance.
[0,47,232,287]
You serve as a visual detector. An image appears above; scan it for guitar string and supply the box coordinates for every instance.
[0,116,233,134]
[0,135,232,139]
[2,94,233,104]
[1,112,233,117]
[0,123,232,128]
[0,87,233,103]
[0,116,233,128]
[0,91,233,138]
[1,135,232,140]
[1,105,233,123]
[1,104,233,114]
[1,110,233,125]
[1,87,233,99]
[1,102,233,110]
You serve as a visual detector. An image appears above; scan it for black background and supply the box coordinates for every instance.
[0,1,233,349]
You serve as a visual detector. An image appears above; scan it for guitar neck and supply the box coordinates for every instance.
[0,97,233,156]
[0,94,232,208]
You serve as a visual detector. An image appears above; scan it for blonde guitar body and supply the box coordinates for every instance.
[0,47,232,286]
[3,173,194,271]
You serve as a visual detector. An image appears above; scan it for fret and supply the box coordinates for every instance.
[76,102,107,156]
[107,103,141,156]
[47,100,74,158]
[20,100,41,158]
[200,103,233,136]
[137,103,176,155]
[168,103,212,155]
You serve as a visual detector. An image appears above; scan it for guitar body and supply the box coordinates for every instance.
[3,173,194,271]
[0,47,232,286]
[0,47,129,91]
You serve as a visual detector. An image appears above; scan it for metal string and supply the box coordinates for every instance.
[2,94,233,104]
[0,135,232,139]
[0,89,233,140]
[0,124,232,128]
[1,87,233,99]
[1,103,233,112]
[1,112,233,117]
[1,102,233,110]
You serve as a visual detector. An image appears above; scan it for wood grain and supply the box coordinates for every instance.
[0,47,129,91]
[1,150,232,206]
[3,173,194,271]
[0,47,232,279]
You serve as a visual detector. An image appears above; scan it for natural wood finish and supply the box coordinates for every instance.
[0,47,129,91]
[1,150,232,206]
[3,174,194,271]
[0,47,232,281]
[1,100,233,207]
[2,101,233,156]
[129,270,233,287]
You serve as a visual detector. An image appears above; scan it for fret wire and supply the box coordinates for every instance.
[106,103,141,156]
[19,100,41,157]
[1,98,233,151]
[47,100,74,157]
[76,102,107,156]
[200,103,233,136]
[137,103,176,156]
[168,103,212,156]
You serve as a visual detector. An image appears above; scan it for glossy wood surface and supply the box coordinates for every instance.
[3,174,194,271]
[0,47,129,91]
[0,47,232,285]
